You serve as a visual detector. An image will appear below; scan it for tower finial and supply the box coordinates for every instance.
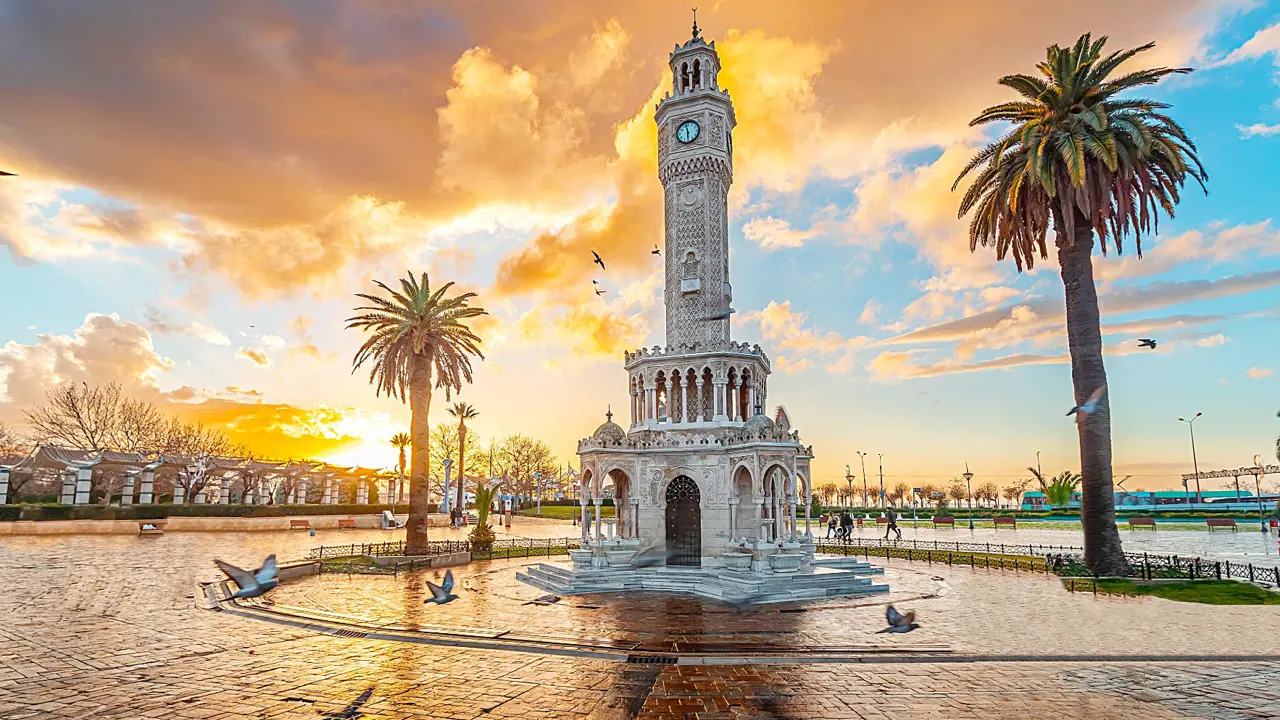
[691,7,700,40]
[606,405,613,423]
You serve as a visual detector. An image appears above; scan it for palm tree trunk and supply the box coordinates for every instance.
[1058,212,1127,575]
[406,358,432,554]
[456,421,467,519]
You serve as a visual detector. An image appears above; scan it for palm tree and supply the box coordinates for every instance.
[448,402,479,520]
[953,34,1206,574]
[390,432,411,503]
[347,272,486,554]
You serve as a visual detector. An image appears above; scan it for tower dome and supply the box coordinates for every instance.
[742,412,776,435]
[593,408,626,444]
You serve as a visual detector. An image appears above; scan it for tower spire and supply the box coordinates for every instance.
[691,7,700,40]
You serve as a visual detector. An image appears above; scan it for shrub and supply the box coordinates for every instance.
[0,502,425,522]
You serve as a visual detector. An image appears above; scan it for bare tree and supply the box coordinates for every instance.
[23,382,168,452]
[430,422,483,493]
[493,434,556,505]
[975,481,1000,508]
[0,421,38,501]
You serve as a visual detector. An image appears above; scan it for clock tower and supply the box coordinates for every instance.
[655,17,737,350]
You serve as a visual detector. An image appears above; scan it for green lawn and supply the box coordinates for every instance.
[514,505,614,520]
[1064,578,1280,605]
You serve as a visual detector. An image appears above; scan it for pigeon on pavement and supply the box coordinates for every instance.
[215,554,279,599]
[424,570,457,605]
[523,594,561,605]
[592,250,606,270]
[1065,385,1106,425]
[877,604,920,633]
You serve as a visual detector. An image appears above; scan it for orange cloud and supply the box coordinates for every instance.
[235,347,271,367]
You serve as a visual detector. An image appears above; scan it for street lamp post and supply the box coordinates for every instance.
[856,451,869,508]
[442,458,453,523]
[535,471,542,516]
[844,465,854,510]
[877,453,885,509]
[1252,455,1267,534]
[1178,413,1202,505]
[962,463,975,530]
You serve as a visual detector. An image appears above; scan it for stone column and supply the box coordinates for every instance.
[680,377,689,423]
[219,480,230,505]
[0,468,9,505]
[714,381,728,421]
[193,486,205,504]
[74,466,93,505]
[594,497,603,541]
[694,378,704,422]
[748,384,755,416]
[760,498,770,541]
[728,496,738,539]
[732,380,742,421]
[120,471,136,506]
[630,387,638,425]
[322,477,333,505]
[59,470,74,505]
[631,497,640,539]
[298,477,309,504]
[173,482,186,505]
[783,491,793,538]
[804,494,813,537]
[139,469,155,504]
[357,480,368,505]
[579,495,590,543]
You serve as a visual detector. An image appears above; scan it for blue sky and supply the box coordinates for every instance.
[0,0,1277,490]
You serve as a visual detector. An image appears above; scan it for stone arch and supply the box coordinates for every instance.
[664,475,701,566]
[657,466,706,509]
[580,467,594,499]
[600,467,636,539]
[731,463,754,539]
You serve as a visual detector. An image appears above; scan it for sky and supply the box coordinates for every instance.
[1,0,1278,492]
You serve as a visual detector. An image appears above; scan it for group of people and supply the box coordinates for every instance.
[822,508,903,541]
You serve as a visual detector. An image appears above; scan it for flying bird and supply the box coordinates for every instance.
[423,569,457,605]
[592,250,606,270]
[652,244,661,256]
[1066,385,1107,425]
[214,554,279,599]
[595,287,606,296]
[0,171,14,177]
[322,686,375,719]
[592,279,600,285]
[1137,338,1157,349]
[876,604,920,633]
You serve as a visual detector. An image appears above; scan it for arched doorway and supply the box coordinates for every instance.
[665,476,701,566]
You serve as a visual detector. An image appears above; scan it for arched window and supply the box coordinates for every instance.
[680,62,689,92]
[692,59,701,89]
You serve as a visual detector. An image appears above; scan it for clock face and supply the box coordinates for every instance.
[676,120,700,143]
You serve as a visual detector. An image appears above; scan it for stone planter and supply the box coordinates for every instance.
[568,549,594,570]
[722,552,752,572]
[768,552,803,574]
[605,549,637,567]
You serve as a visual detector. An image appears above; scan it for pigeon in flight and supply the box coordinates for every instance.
[322,686,375,719]
[1137,338,1157,349]
[592,250,606,270]
[594,287,606,296]
[423,569,457,605]
[652,244,661,256]
[592,279,600,285]
[1066,385,1106,425]
[0,171,14,177]
[876,604,920,633]
[215,554,279,599]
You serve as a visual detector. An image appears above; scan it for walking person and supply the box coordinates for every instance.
[839,511,851,540]
[826,512,837,539]
[884,506,902,541]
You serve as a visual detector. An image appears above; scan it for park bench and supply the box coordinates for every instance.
[875,516,888,525]
[932,516,955,528]
[289,519,310,531]
[993,517,1017,530]
[1206,518,1237,532]
[337,518,357,530]
[138,520,166,536]
[1127,517,1156,530]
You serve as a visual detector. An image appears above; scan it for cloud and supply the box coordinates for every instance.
[741,216,817,250]
[1237,123,1280,138]
[868,350,1063,381]
[858,299,882,325]
[773,356,813,373]
[235,347,271,367]
[142,306,230,346]
[1219,21,1280,65]
[742,301,869,373]
[0,313,174,408]
[1247,367,1274,380]
[1196,334,1227,347]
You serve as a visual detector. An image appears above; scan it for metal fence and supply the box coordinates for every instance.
[817,537,1280,589]
[307,537,581,561]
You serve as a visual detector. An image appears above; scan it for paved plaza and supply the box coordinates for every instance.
[2,523,1280,718]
